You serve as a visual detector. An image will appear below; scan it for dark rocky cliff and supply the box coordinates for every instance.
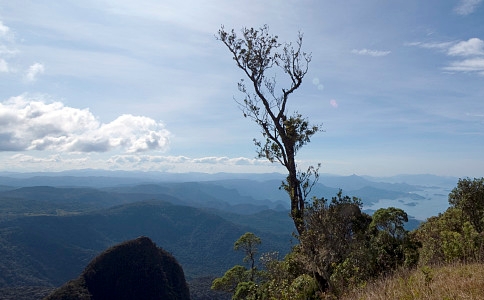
[44,236,190,300]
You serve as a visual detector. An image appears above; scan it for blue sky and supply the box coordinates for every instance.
[0,0,483,177]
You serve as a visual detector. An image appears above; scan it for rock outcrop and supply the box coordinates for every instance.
[45,236,190,300]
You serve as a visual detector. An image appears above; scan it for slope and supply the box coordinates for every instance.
[0,200,292,288]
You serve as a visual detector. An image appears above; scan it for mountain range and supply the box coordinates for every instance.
[0,171,458,299]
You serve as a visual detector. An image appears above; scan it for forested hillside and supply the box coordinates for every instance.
[0,172,462,299]
[0,180,296,292]
[0,199,292,299]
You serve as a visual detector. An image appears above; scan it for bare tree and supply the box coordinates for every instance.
[217,25,322,234]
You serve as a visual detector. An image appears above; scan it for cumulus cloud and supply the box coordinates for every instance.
[0,95,170,153]
[351,48,391,57]
[446,39,484,75]
[448,38,484,56]
[454,0,483,15]
[25,63,45,81]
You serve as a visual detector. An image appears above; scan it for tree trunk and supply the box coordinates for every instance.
[287,154,304,235]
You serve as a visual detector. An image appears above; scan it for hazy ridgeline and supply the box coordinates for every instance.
[0,172,463,299]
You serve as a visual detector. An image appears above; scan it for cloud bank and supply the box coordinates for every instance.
[107,155,268,168]
[0,96,170,153]
[2,153,277,173]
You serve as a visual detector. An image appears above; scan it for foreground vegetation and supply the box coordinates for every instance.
[342,263,484,300]
[213,177,484,299]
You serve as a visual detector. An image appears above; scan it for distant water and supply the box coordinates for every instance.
[365,185,452,221]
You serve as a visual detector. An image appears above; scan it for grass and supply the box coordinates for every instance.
[341,263,484,300]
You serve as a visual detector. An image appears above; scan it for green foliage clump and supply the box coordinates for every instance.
[212,265,249,294]
[213,191,420,299]
[295,191,371,293]
[295,192,418,296]
[211,232,265,298]
[415,177,484,265]
[448,177,484,232]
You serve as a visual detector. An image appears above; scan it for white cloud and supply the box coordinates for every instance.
[445,39,484,75]
[0,21,15,73]
[92,114,170,153]
[0,95,171,153]
[454,0,483,15]
[10,153,87,164]
[103,154,274,172]
[408,38,484,75]
[2,152,284,173]
[0,59,8,72]
[25,63,45,81]
[2,153,92,171]
[192,156,263,165]
[448,38,484,56]
[351,48,391,57]
[107,155,269,168]
[405,41,454,50]
[444,57,484,74]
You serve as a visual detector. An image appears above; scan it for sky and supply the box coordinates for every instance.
[0,0,483,177]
